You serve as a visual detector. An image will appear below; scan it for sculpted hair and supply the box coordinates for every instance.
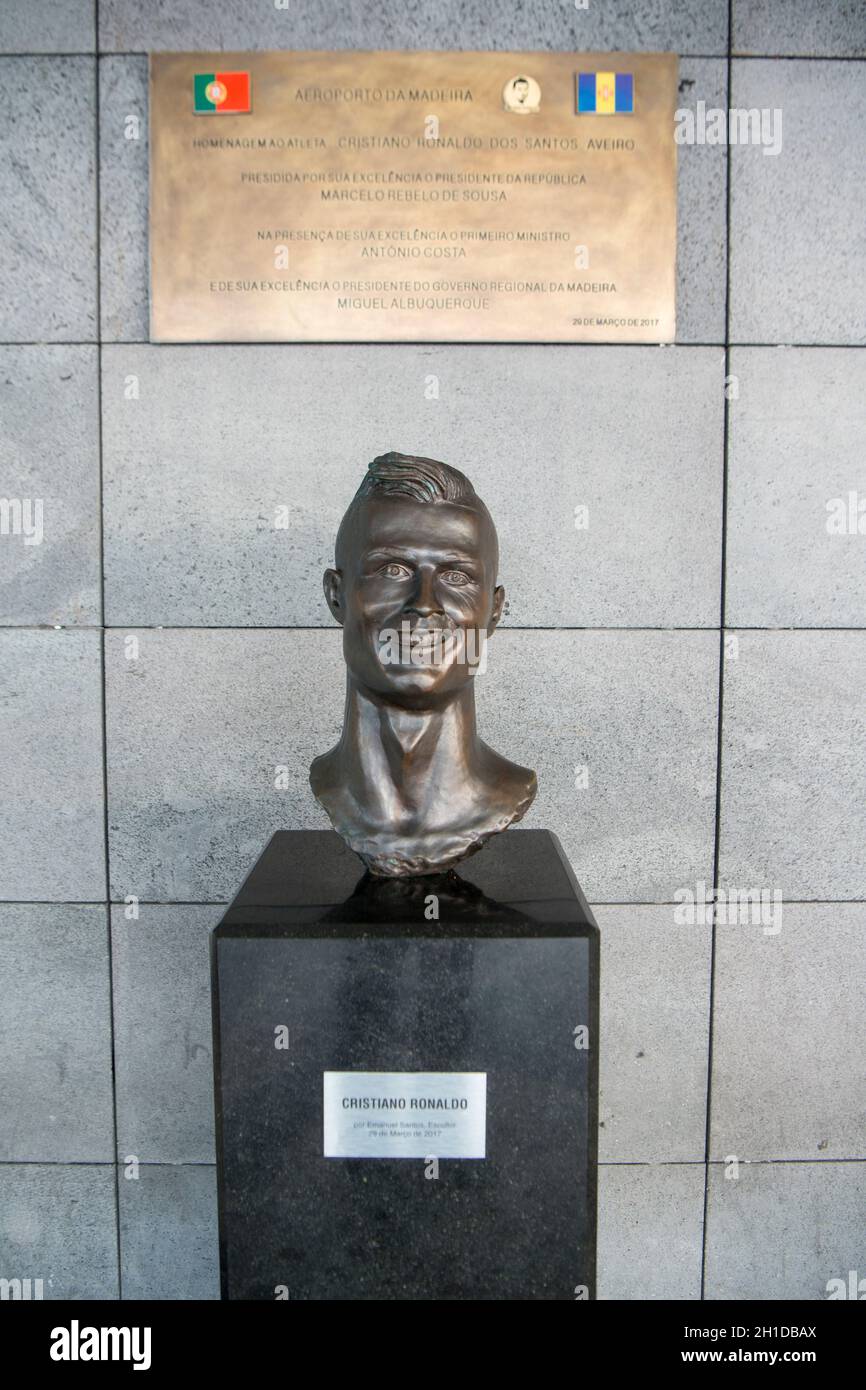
[355,451,477,505]
[335,451,496,569]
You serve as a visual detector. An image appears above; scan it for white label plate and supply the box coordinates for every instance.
[323,1071,487,1158]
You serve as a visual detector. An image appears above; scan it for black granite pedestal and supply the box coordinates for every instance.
[211,828,599,1300]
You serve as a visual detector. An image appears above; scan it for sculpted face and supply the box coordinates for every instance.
[324,493,504,706]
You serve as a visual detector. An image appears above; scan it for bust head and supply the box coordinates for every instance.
[311,451,536,877]
[323,452,504,707]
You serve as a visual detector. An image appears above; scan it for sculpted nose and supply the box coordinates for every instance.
[405,567,441,617]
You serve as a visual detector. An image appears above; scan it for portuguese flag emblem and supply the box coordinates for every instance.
[193,71,251,114]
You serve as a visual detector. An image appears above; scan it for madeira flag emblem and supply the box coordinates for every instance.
[193,71,251,114]
[576,72,634,115]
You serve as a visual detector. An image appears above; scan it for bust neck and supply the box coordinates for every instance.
[338,678,481,825]
[310,676,535,876]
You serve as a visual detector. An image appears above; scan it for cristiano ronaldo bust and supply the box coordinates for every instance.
[309,451,537,877]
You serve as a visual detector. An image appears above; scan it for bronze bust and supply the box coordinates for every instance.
[310,451,537,876]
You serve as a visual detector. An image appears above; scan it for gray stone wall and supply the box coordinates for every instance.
[0,1,863,1300]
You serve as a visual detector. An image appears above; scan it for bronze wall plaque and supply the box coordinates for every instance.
[150,50,677,343]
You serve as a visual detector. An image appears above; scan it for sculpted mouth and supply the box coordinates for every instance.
[408,621,459,651]
[376,619,460,669]
[411,625,454,643]
[408,618,457,635]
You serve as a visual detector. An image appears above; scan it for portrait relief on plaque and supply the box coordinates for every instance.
[502,73,542,113]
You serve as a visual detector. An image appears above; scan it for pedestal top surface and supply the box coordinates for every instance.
[216,828,596,937]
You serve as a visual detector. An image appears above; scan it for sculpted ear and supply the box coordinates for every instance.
[323,568,343,625]
[488,584,505,634]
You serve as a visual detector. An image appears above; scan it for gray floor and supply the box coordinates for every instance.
[0,0,864,1300]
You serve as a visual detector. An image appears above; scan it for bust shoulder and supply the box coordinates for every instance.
[477,743,538,817]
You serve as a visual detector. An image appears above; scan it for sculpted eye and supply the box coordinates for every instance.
[379,561,412,580]
[442,569,472,586]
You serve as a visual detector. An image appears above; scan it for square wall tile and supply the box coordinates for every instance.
[0,1,94,54]
[705,1160,866,1299]
[105,628,718,903]
[489,630,719,901]
[99,56,148,342]
[676,59,728,344]
[734,1,866,57]
[99,1,727,54]
[0,1164,118,1299]
[105,628,337,902]
[710,903,866,1161]
[101,345,724,628]
[0,57,97,341]
[0,346,100,625]
[730,61,866,344]
[112,905,220,1164]
[0,630,105,900]
[727,348,866,627]
[120,1165,219,1299]
[0,904,113,1161]
[595,905,711,1163]
[598,1164,705,1299]
[719,631,866,900]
